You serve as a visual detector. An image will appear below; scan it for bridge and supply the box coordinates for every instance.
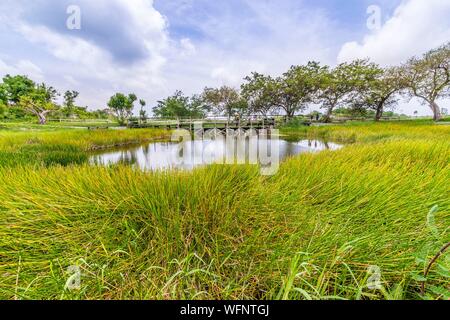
[127,116,280,131]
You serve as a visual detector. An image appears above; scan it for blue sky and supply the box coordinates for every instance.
[0,0,449,115]
[155,0,399,41]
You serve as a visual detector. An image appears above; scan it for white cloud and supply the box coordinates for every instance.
[159,0,339,97]
[0,0,173,110]
[1,0,343,111]
[336,0,450,116]
[338,0,450,65]
[179,38,196,57]
[18,24,111,76]
[63,75,80,86]
[210,67,241,86]
[0,59,44,82]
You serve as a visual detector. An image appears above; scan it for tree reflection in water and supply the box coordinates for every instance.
[90,137,342,172]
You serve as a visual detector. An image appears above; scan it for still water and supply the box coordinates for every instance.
[90,137,342,171]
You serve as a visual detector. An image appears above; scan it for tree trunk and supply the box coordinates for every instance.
[375,104,384,122]
[285,110,295,121]
[430,101,442,121]
[38,112,48,125]
[323,107,333,123]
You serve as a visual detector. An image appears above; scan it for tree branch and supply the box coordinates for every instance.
[420,242,450,296]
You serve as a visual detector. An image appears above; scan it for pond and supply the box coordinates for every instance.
[90,134,342,172]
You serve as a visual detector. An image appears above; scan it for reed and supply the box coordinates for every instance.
[0,121,448,300]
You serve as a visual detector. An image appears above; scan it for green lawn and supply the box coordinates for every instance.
[0,121,448,300]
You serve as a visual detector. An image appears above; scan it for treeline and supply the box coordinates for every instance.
[0,75,109,124]
[1,42,448,125]
[151,42,450,122]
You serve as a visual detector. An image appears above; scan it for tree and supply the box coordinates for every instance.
[153,91,189,119]
[0,75,61,123]
[188,94,210,119]
[128,93,137,104]
[139,99,147,123]
[352,66,404,121]
[317,59,379,123]
[402,43,450,121]
[241,72,276,116]
[0,100,7,119]
[1,75,35,104]
[63,90,79,117]
[274,61,324,120]
[153,91,207,119]
[201,86,242,120]
[0,83,7,105]
[18,83,59,124]
[107,93,137,125]
[370,67,403,121]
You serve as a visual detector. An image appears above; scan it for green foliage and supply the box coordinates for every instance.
[0,77,106,122]
[280,116,310,128]
[410,206,450,300]
[139,99,147,123]
[63,90,79,108]
[153,91,207,119]
[1,75,35,104]
[316,59,382,122]
[0,83,7,105]
[0,75,61,124]
[201,86,244,119]
[276,61,325,119]
[241,73,277,116]
[402,42,450,121]
[18,83,60,124]
[107,93,137,125]
[0,101,7,118]
[242,62,325,119]
[57,105,100,119]
[352,66,404,120]
[61,90,80,117]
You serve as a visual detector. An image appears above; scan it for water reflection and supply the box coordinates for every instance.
[90,138,342,171]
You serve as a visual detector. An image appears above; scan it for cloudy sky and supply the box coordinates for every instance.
[0,0,449,115]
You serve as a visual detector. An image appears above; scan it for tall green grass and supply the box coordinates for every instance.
[0,128,170,167]
[0,122,448,300]
[281,120,450,144]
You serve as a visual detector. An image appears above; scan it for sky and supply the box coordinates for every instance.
[0,0,449,116]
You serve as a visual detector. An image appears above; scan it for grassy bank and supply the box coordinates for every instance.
[0,127,170,167]
[281,120,450,143]
[0,121,120,131]
[0,121,449,300]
